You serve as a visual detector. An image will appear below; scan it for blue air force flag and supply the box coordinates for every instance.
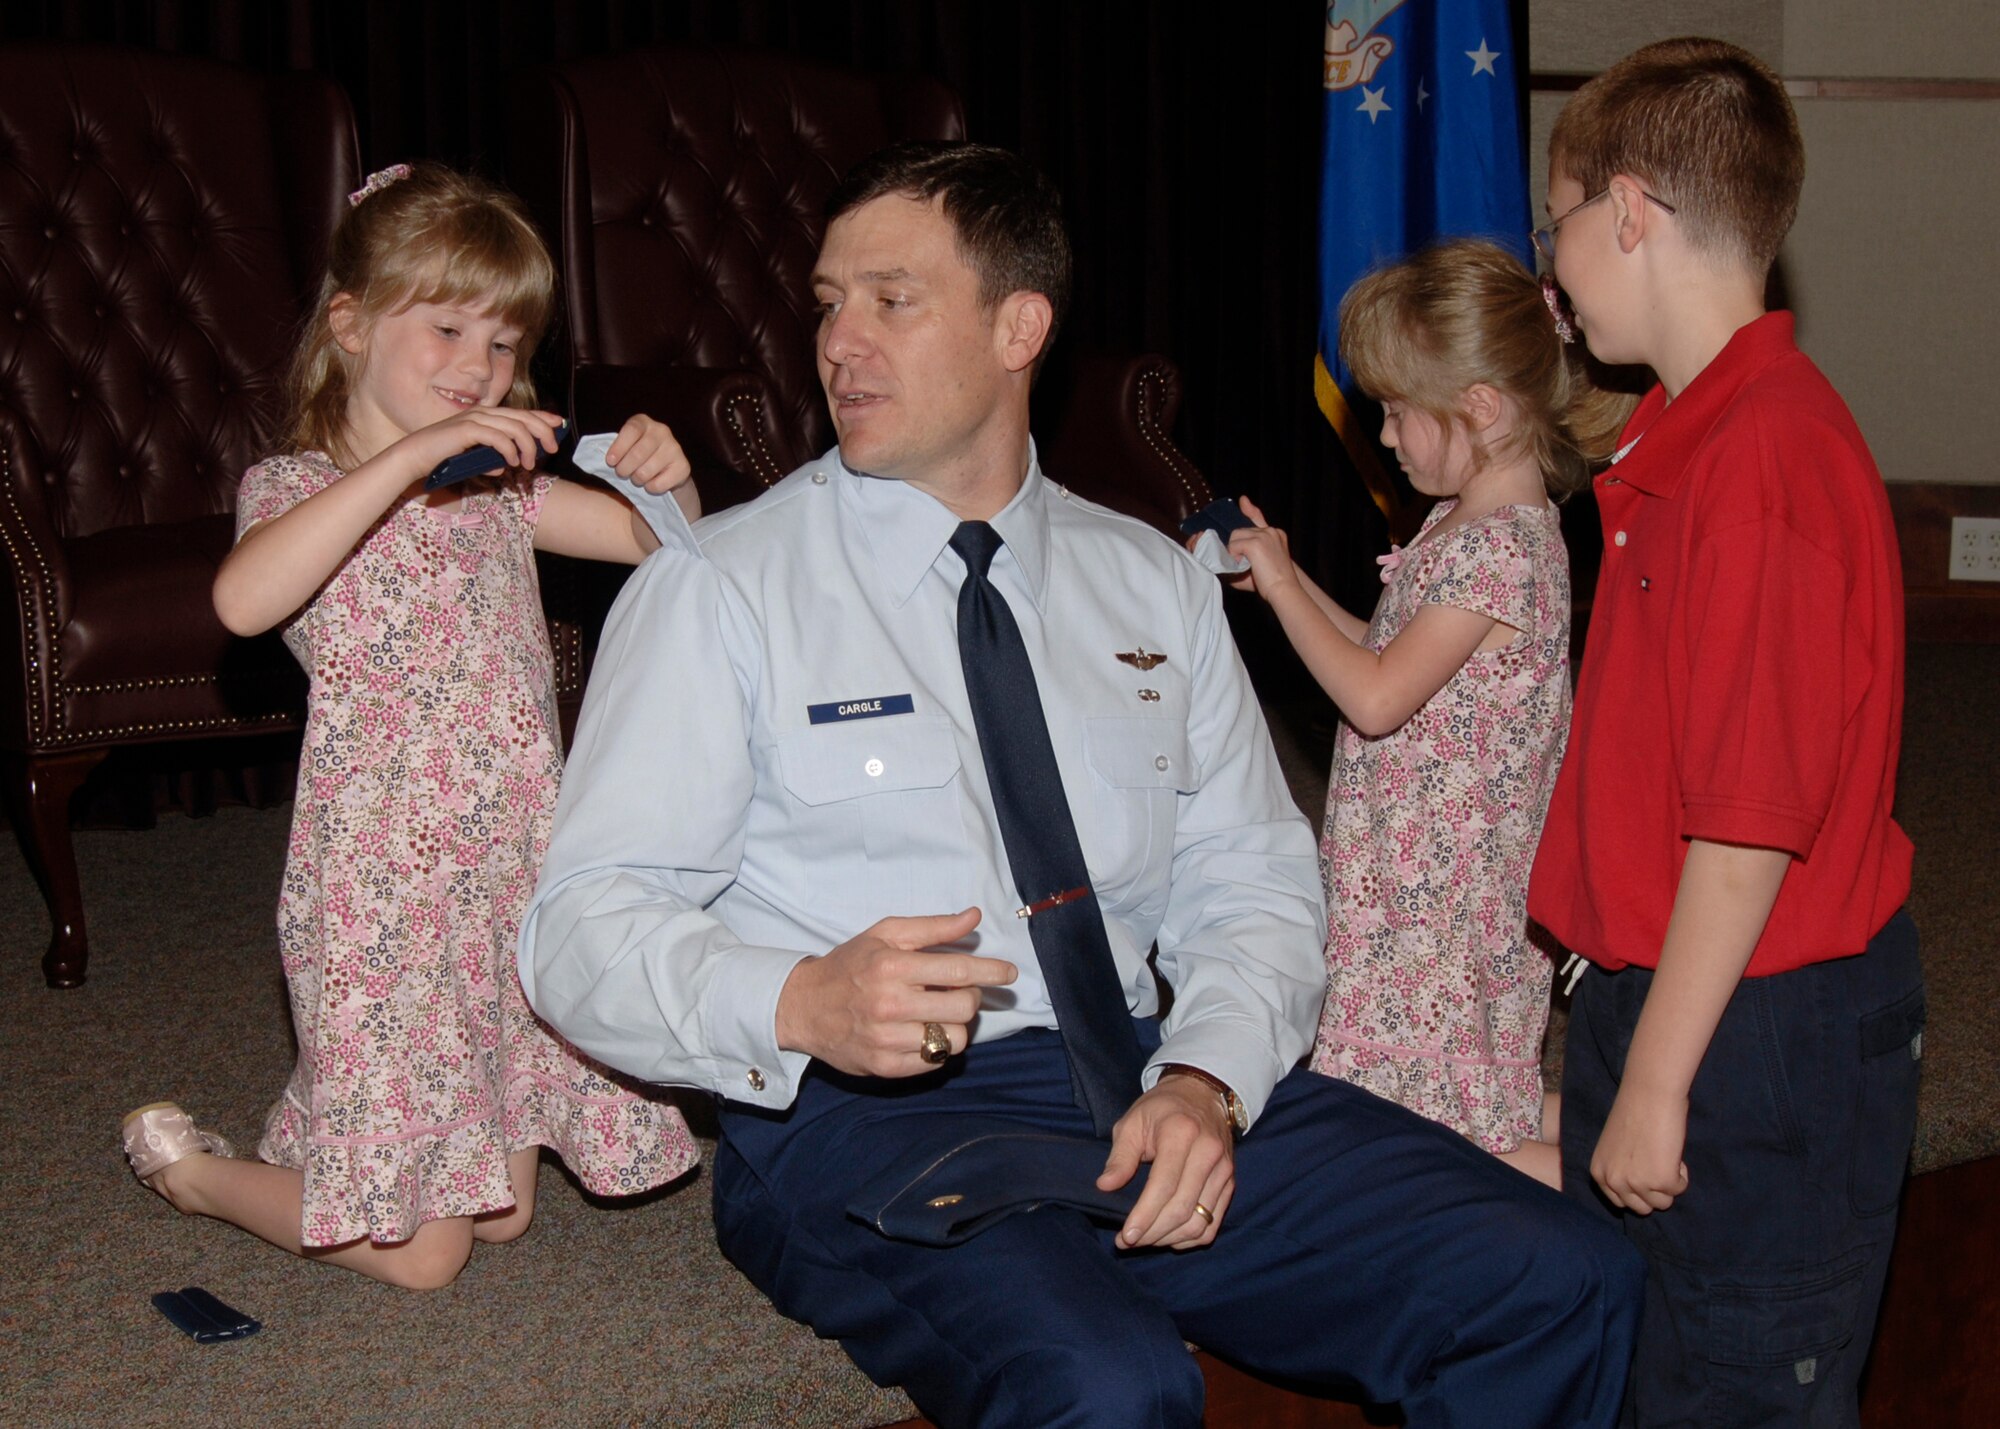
[1316,1,1532,522]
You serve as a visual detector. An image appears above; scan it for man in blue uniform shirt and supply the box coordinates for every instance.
[521,141,1641,1428]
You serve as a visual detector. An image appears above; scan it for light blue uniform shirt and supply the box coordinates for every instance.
[519,447,1327,1127]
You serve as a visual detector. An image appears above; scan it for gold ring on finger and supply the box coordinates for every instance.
[1193,1202,1214,1224]
[919,1021,951,1065]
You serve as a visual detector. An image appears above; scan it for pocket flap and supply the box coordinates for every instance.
[1084,717,1196,791]
[1707,1251,1868,1366]
[1859,986,1926,1059]
[777,717,962,807]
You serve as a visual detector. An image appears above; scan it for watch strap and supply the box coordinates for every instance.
[1156,1062,1247,1134]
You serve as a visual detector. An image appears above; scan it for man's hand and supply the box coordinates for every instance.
[1098,1074,1235,1251]
[773,910,1016,1077]
[1590,1081,1690,1214]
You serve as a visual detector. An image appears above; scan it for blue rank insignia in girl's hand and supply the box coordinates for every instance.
[1178,496,1255,541]
[425,422,570,490]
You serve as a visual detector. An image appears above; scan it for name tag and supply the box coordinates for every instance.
[807,694,915,724]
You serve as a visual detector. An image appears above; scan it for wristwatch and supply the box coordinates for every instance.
[1157,1063,1249,1136]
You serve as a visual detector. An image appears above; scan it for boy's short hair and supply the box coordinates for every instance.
[1550,37,1803,270]
[827,141,1072,357]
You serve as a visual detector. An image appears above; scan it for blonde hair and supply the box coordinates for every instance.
[1337,239,1631,495]
[1550,37,1803,271]
[282,162,556,464]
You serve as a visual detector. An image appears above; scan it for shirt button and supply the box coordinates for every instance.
[1153,754,1170,772]
[746,1067,766,1092]
[1613,531,1628,547]
[811,471,828,485]
[864,757,885,777]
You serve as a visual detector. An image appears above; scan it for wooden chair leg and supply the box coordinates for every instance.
[4,748,109,987]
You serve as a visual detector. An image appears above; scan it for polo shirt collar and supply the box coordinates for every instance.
[842,440,1053,611]
[1606,311,1799,498]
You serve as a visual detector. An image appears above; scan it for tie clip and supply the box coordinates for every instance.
[1015,885,1090,919]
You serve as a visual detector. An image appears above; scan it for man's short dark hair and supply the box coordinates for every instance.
[827,141,1073,353]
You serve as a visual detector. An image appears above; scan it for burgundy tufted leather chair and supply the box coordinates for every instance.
[507,45,1212,529]
[0,44,358,986]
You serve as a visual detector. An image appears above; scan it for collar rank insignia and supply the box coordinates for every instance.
[1116,647,1168,671]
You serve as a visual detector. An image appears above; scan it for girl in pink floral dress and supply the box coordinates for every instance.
[119,164,702,1286]
[1213,241,1619,1188]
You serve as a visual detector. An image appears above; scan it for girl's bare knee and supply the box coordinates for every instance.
[472,1205,533,1245]
[474,1148,540,1244]
[382,1249,469,1291]
[373,1224,475,1290]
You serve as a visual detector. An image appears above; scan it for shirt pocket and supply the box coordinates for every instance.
[1081,716,1197,915]
[775,716,968,926]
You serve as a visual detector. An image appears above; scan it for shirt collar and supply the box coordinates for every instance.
[1601,311,1799,498]
[842,440,1054,611]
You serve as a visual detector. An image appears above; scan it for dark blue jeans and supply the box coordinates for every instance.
[716,1023,1644,1429]
[1562,911,1924,1428]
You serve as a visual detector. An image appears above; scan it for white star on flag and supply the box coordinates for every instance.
[1416,79,1430,110]
[1357,85,1391,123]
[1467,39,1500,76]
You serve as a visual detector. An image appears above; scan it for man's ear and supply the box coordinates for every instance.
[1607,174,1656,255]
[328,292,367,355]
[994,291,1053,375]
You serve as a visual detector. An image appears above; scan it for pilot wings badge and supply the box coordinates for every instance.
[1116,647,1168,672]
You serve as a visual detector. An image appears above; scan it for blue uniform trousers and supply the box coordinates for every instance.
[1561,911,1925,1427]
[716,1025,1644,1428]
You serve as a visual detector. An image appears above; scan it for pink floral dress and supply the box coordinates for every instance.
[1310,499,1571,1152]
[237,452,698,1247]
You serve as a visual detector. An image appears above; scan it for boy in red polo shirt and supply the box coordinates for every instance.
[1527,37,1923,1425]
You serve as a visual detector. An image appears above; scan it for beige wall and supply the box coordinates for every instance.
[1531,1,2000,484]
[1528,2,1779,74]
[1783,0,2000,80]
[1785,99,1997,487]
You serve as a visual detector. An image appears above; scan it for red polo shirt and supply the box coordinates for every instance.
[1528,312,1912,976]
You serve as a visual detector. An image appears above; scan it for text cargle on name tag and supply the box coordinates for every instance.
[807,694,916,725]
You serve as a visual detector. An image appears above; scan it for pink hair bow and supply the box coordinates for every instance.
[1540,273,1577,345]
[348,164,413,208]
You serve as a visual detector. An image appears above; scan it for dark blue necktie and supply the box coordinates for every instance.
[950,520,1144,1136]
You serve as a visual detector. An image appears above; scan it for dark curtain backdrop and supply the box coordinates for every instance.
[0,1,1530,683]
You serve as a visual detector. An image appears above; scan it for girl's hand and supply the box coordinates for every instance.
[605,414,693,495]
[387,406,567,484]
[1223,496,1299,602]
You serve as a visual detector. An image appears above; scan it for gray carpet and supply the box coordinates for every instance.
[3,645,1993,1427]
[1,806,913,1428]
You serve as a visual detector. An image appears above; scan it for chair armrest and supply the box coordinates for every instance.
[571,361,795,516]
[1036,352,1214,540]
[0,411,74,748]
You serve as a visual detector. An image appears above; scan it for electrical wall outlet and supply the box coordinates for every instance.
[1948,516,2000,582]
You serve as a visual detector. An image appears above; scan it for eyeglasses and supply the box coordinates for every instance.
[1532,186,1677,263]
